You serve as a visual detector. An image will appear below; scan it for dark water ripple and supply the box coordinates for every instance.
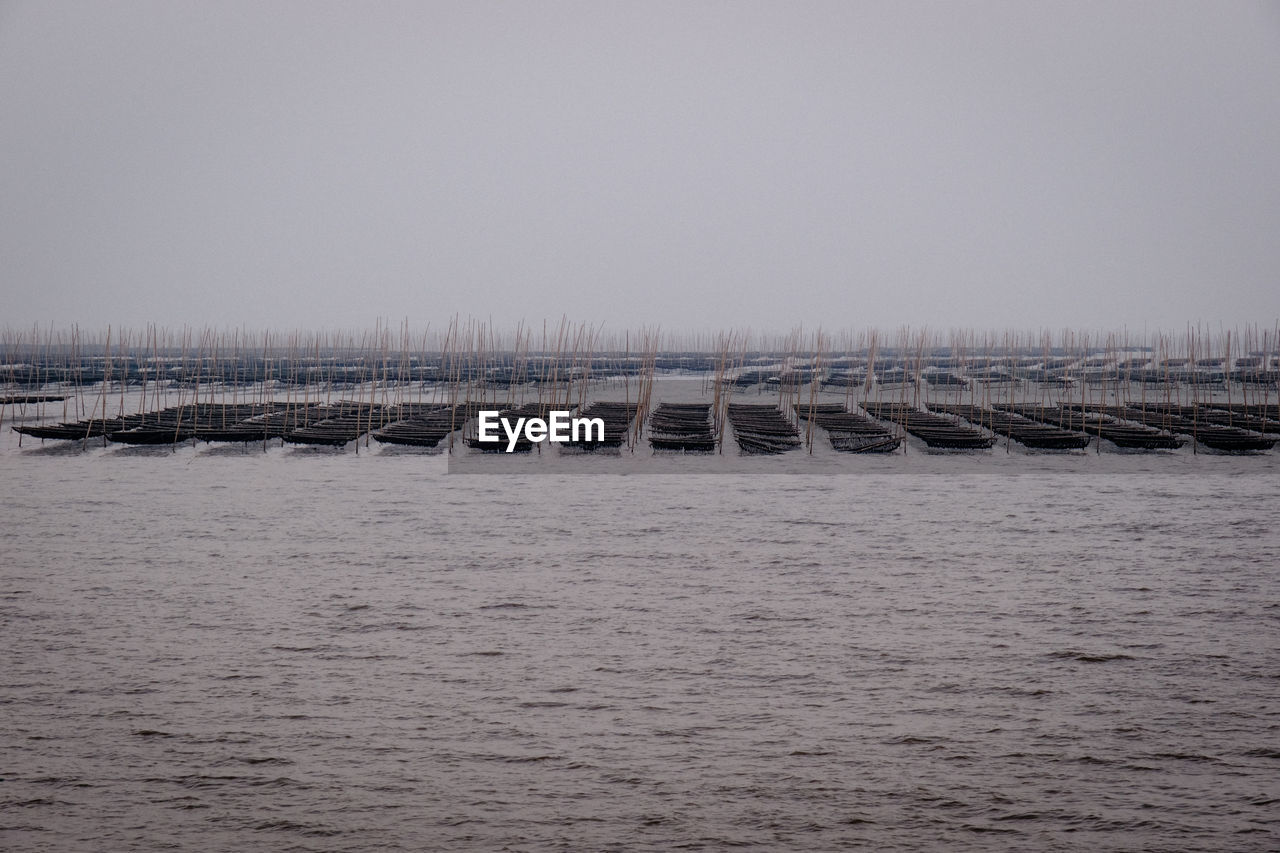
[1,458,1278,851]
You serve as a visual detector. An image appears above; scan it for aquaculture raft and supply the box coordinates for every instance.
[648,403,716,452]
[1073,405,1276,452]
[14,413,141,441]
[558,401,638,450]
[873,368,915,386]
[1192,405,1280,435]
[196,404,321,442]
[924,371,969,387]
[107,404,199,444]
[460,402,575,452]
[371,403,456,448]
[999,405,1184,450]
[283,402,386,446]
[793,403,901,453]
[11,403,303,444]
[726,404,801,454]
[861,402,996,449]
[930,404,1092,450]
[0,394,67,405]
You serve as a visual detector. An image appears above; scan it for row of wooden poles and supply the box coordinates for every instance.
[4,321,1279,453]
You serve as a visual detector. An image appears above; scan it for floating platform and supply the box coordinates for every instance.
[726,404,800,454]
[649,403,716,452]
[372,404,456,448]
[861,402,997,449]
[1073,405,1276,452]
[930,404,1092,450]
[794,403,901,453]
[1000,405,1184,450]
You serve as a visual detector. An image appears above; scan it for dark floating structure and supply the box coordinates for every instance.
[0,393,67,405]
[731,368,781,388]
[6,322,1278,461]
[560,401,638,450]
[371,404,457,448]
[930,403,1093,450]
[1193,404,1280,435]
[820,371,868,388]
[113,403,317,445]
[649,403,716,452]
[109,418,197,445]
[726,404,801,454]
[12,403,315,444]
[19,397,1276,458]
[861,402,997,449]
[283,402,386,447]
[999,405,1185,450]
[198,405,319,443]
[794,403,901,453]
[461,402,574,452]
[1073,405,1276,452]
[924,371,969,387]
[15,415,128,441]
[874,368,915,385]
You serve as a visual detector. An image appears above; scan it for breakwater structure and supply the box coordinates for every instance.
[4,322,1279,459]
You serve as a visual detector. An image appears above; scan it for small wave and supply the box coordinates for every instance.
[253,819,342,837]
[22,776,96,789]
[884,735,939,746]
[1242,748,1280,759]
[5,797,75,808]
[961,824,1021,834]
[1048,650,1135,663]
[1142,752,1221,763]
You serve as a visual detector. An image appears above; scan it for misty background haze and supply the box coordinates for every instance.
[2,1,1278,334]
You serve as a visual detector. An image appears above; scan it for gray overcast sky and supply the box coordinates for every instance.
[2,1,1278,334]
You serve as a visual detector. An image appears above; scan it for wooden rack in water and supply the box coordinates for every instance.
[725,404,801,455]
[558,402,638,451]
[997,405,1184,450]
[792,404,902,453]
[648,403,716,452]
[13,402,314,444]
[370,404,456,448]
[929,403,1093,450]
[1069,405,1276,452]
[460,402,579,452]
[861,401,997,449]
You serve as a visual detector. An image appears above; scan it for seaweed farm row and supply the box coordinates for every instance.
[7,353,1280,391]
[11,396,1278,456]
[12,402,454,448]
[7,320,1280,398]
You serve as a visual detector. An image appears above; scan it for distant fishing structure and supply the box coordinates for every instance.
[3,320,1278,456]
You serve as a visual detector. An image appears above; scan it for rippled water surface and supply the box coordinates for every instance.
[3,440,1278,850]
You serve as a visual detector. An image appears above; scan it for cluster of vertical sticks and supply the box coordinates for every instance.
[3,321,1278,454]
